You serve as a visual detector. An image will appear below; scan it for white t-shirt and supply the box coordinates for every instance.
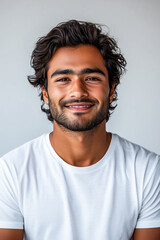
[0,133,159,240]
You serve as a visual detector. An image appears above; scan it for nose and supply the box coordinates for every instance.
[69,78,89,98]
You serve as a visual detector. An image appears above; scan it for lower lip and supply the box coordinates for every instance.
[65,106,93,111]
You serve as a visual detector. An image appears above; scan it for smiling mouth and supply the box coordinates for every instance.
[64,103,94,111]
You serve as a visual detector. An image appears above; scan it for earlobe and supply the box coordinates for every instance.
[42,86,49,105]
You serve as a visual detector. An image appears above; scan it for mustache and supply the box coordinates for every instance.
[60,98,98,107]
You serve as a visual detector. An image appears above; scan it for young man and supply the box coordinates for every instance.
[0,20,159,240]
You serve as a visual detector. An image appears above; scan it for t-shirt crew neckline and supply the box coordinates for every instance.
[45,132,115,174]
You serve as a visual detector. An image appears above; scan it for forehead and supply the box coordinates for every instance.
[47,45,107,75]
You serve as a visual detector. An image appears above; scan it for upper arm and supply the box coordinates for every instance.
[0,159,24,231]
[135,155,160,229]
[0,229,24,240]
[133,228,160,240]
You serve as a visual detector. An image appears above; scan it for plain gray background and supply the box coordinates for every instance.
[0,0,160,156]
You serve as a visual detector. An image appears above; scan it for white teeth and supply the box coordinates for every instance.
[68,105,91,108]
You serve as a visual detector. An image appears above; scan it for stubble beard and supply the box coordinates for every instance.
[48,97,110,132]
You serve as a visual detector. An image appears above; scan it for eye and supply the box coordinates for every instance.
[56,77,70,82]
[86,76,100,82]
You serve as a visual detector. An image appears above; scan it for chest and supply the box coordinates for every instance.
[20,165,138,240]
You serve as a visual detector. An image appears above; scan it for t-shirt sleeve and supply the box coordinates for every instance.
[136,154,160,228]
[0,157,24,229]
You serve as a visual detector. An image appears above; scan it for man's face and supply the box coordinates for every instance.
[43,45,111,131]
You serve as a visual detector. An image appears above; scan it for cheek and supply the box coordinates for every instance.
[89,85,109,100]
[48,86,66,101]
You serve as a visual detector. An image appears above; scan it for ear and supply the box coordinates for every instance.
[42,86,49,105]
[109,84,115,103]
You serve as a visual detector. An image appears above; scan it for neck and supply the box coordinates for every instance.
[49,121,111,167]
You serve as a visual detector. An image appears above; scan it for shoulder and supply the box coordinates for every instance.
[111,133,160,179]
[0,133,49,168]
[112,133,159,162]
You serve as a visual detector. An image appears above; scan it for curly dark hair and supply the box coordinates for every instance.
[28,20,127,122]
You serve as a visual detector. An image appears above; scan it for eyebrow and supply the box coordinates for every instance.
[50,68,106,78]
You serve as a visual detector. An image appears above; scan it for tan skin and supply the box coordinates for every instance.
[1,45,159,239]
[0,229,24,240]
[46,45,113,167]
